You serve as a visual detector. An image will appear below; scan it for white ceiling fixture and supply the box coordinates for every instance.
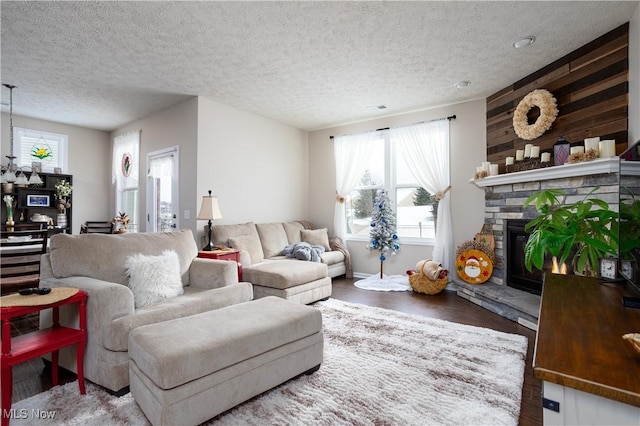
[0,2,637,132]
[513,36,536,49]
[453,81,471,89]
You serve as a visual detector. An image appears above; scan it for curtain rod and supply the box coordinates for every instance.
[329,114,455,139]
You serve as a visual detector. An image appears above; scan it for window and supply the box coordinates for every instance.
[345,130,437,242]
[13,127,68,172]
[112,131,140,232]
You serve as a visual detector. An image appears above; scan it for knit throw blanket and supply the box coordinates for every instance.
[283,242,325,262]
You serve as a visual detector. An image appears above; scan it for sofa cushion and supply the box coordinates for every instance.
[283,221,305,244]
[301,228,331,252]
[49,230,197,286]
[256,222,289,258]
[244,260,327,289]
[229,234,264,265]
[320,250,345,266]
[103,284,254,352]
[125,250,184,308]
[211,222,257,247]
[128,296,322,390]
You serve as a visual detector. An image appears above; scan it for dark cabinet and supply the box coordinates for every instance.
[2,172,73,233]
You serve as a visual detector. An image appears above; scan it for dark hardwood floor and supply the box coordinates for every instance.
[9,278,542,425]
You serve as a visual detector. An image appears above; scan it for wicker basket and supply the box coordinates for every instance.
[623,333,640,354]
[409,262,448,295]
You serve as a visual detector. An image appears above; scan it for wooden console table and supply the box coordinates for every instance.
[534,273,640,425]
[1,290,87,426]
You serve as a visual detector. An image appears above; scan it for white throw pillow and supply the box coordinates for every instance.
[125,249,184,308]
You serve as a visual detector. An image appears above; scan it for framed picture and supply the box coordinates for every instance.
[26,194,50,207]
[620,260,635,281]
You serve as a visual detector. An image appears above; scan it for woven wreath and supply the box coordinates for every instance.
[512,89,558,140]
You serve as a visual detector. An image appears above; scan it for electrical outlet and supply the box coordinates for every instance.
[542,397,560,412]
[184,210,190,220]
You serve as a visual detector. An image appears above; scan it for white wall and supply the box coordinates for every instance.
[1,113,110,234]
[111,98,199,234]
[196,96,309,244]
[109,96,309,245]
[308,99,487,276]
[629,2,640,144]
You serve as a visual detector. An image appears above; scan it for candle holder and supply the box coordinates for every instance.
[528,157,541,169]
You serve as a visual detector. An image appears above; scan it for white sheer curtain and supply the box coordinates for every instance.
[148,154,173,180]
[333,131,378,241]
[391,119,453,271]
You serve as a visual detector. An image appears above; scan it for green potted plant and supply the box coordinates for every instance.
[619,191,640,261]
[523,188,619,276]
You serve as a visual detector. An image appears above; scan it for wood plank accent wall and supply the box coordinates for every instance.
[487,23,629,172]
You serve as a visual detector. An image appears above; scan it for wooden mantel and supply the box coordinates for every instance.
[471,157,629,187]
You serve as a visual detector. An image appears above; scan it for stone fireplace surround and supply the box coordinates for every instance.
[455,158,624,330]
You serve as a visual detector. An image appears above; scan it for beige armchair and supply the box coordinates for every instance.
[39,230,253,394]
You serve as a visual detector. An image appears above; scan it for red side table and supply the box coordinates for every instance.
[1,290,88,426]
[198,249,243,281]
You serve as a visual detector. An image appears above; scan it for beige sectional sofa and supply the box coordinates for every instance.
[211,221,351,304]
[39,230,253,394]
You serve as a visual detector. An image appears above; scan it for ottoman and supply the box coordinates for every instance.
[245,259,332,304]
[128,296,323,426]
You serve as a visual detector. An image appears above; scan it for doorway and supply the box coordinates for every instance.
[146,147,179,232]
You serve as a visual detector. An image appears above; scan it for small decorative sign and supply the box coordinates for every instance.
[26,194,50,207]
[122,152,133,177]
[456,249,493,284]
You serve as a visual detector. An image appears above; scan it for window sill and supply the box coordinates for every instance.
[346,235,435,247]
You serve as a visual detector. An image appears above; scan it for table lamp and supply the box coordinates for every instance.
[197,190,222,251]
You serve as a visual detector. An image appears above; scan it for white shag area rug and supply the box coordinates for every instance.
[353,274,412,291]
[12,299,528,426]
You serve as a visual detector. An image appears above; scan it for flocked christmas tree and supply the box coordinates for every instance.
[367,188,400,278]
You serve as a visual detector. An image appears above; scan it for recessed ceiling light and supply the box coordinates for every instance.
[453,81,471,89]
[513,36,536,49]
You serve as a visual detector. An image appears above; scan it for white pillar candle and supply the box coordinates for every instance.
[476,166,483,173]
[541,152,551,163]
[516,150,524,161]
[530,146,540,158]
[489,164,499,176]
[570,146,585,154]
[524,144,533,158]
[599,140,616,158]
[481,161,491,172]
[584,137,600,153]
[505,156,514,165]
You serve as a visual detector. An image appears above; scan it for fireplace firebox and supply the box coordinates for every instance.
[506,220,543,295]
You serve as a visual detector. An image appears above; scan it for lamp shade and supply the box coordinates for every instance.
[3,170,16,183]
[28,171,43,185]
[197,191,222,220]
[15,172,29,185]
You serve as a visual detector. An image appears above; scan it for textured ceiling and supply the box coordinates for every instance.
[1,1,638,132]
